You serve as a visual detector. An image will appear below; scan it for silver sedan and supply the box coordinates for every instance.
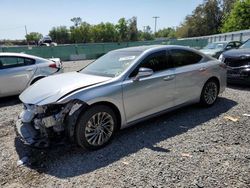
[16,45,226,149]
[0,52,63,97]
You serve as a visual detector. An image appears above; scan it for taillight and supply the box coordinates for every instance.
[49,63,57,69]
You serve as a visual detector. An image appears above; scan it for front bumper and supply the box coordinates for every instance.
[227,77,250,85]
[15,119,49,148]
[227,67,250,85]
[15,101,80,148]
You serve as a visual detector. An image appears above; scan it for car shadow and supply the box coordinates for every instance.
[0,95,21,108]
[15,97,237,178]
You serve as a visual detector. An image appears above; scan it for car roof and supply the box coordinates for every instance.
[113,45,192,53]
[0,52,44,59]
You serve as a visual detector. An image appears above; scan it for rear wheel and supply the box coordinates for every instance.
[75,105,117,150]
[200,80,219,107]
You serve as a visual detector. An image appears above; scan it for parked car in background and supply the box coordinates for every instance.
[0,52,63,97]
[219,39,250,85]
[200,41,242,58]
[38,36,57,46]
[16,45,226,150]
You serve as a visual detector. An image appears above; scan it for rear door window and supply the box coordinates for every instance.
[0,56,35,69]
[169,49,202,68]
[140,51,173,72]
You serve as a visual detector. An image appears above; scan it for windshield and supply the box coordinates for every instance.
[81,51,142,77]
[240,40,250,49]
[204,43,227,50]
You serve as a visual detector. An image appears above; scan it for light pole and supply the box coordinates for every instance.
[152,16,160,34]
[24,25,29,47]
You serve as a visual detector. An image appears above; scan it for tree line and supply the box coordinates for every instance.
[19,0,250,45]
[175,0,250,37]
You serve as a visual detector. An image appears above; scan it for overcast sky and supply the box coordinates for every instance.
[0,0,203,40]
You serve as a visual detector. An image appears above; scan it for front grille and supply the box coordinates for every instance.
[225,57,250,67]
[227,69,240,74]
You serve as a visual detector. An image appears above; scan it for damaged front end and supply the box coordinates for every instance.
[15,101,83,148]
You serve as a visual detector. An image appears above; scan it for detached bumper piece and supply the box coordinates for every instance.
[15,119,49,148]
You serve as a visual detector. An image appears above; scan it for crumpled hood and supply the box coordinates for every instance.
[20,72,111,105]
[200,49,221,56]
[223,48,250,58]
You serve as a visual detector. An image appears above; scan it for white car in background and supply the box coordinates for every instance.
[0,52,63,97]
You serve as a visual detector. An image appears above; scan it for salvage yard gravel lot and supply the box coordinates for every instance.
[0,60,249,188]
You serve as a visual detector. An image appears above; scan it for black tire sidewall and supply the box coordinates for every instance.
[75,105,117,150]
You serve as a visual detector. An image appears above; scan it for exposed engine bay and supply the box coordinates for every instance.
[16,100,83,148]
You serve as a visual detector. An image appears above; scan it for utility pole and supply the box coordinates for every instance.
[152,16,160,34]
[25,25,29,47]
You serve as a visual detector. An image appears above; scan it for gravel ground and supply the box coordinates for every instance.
[0,60,250,188]
[62,60,93,72]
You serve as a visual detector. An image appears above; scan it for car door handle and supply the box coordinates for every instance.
[163,75,175,81]
[26,68,33,71]
[199,67,207,72]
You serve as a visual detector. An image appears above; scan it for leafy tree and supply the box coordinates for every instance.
[128,17,138,41]
[175,0,231,37]
[70,17,82,27]
[138,26,154,40]
[204,0,222,34]
[49,26,70,44]
[176,4,208,38]
[25,32,42,44]
[47,16,151,43]
[91,22,118,42]
[102,22,118,42]
[221,0,250,32]
[116,18,129,42]
[70,22,92,43]
[219,0,237,15]
[143,25,152,33]
[138,31,154,41]
[155,27,176,38]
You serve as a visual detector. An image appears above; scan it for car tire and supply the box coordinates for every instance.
[75,105,117,150]
[200,79,219,107]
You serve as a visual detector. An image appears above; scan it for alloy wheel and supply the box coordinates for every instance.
[203,82,218,105]
[85,112,114,146]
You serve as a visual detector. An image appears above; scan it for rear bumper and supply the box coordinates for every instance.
[15,119,49,148]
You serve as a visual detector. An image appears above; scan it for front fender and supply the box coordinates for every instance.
[57,81,127,128]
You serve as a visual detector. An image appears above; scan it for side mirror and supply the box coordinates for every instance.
[133,67,153,81]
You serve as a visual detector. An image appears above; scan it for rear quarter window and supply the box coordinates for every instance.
[170,49,203,67]
[24,58,35,65]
